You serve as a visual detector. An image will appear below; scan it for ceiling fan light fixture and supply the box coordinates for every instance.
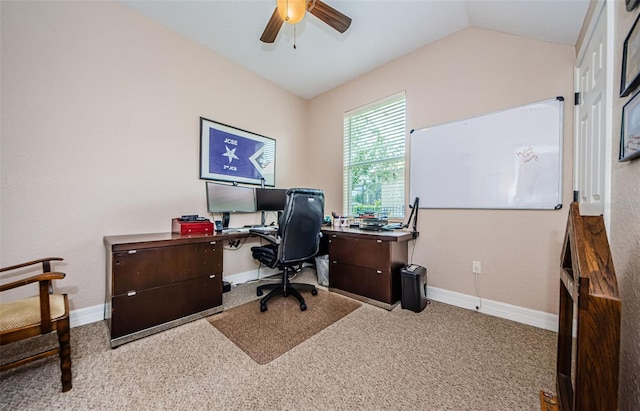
[276,0,306,24]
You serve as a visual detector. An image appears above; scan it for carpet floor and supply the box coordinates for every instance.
[0,268,557,410]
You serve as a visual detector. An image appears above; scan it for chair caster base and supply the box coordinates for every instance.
[311,288,318,296]
[300,302,307,311]
[260,304,268,312]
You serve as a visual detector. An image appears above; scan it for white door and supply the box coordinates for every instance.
[574,3,609,217]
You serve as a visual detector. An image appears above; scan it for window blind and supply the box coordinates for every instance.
[343,92,406,219]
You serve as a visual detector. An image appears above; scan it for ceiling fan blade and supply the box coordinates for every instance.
[260,7,284,43]
[308,0,352,33]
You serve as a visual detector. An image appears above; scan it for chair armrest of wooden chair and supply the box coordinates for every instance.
[1,258,66,335]
[0,257,63,273]
[0,272,66,292]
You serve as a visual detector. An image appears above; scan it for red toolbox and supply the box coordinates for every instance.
[172,218,214,234]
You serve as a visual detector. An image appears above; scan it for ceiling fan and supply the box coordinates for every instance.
[260,0,352,44]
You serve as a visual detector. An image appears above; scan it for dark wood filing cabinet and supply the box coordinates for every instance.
[104,232,225,347]
[323,227,414,310]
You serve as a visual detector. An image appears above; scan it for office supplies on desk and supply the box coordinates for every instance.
[172,218,214,234]
[359,218,387,231]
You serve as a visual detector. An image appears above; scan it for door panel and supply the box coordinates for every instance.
[575,4,607,216]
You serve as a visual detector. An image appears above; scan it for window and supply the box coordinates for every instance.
[343,92,406,219]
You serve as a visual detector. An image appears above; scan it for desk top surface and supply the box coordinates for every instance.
[104,226,416,251]
[104,231,251,250]
[321,226,416,242]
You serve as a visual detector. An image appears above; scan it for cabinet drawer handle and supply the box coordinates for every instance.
[376,240,382,243]
[210,241,217,245]
[376,270,382,274]
[128,250,137,254]
[209,274,216,279]
[127,291,137,297]
[332,261,337,264]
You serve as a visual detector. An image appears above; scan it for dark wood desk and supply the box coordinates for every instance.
[321,227,415,310]
[104,231,247,347]
[104,227,414,346]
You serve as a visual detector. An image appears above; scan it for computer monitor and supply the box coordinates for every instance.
[256,188,287,211]
[206,182,256,227]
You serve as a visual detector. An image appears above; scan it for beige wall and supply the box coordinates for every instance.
[0,1,309,309]
[308,27,575,315]
[611,3,640,409]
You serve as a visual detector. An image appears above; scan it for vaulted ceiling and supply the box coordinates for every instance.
[121,1,590,100]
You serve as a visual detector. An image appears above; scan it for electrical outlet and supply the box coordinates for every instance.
[472,261,481,274]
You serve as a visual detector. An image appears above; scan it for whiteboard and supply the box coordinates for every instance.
[410,97,564,210]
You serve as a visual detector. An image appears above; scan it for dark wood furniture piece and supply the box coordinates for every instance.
[557,202,621,411]
[104,232,244,347]
[0,257,72,392]
[322,227,415,310]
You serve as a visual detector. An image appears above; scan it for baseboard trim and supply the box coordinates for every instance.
[427,286,559,332]
[68,282,559,333]
[70,304,105,328]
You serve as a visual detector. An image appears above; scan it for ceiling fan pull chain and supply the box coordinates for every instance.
[293,24,297,49]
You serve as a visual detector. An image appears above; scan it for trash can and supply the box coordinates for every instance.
[401,264,428,312]
[315,254,329,286]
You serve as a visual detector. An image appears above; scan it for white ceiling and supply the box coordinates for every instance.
[120,0,590,100]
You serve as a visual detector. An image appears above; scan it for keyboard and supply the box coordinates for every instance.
[223,226,277,234]
[250,226,277,234]
[222,227,250,233]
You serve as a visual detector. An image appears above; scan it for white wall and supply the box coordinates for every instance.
[307,27,575,315]
[0,1,309,310]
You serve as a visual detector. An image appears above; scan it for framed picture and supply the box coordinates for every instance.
[621,14,640,97]
[620,91,640,162]
[199,118,276,186]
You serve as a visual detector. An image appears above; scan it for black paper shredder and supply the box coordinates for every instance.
[401,264,428,312]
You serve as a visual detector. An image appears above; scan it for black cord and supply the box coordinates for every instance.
[224,236,248,250]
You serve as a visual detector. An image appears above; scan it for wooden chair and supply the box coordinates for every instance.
[0,257,72,392]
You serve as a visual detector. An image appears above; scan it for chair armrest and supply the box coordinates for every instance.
[0,257,63,273]
[249,229,280,245]
[0,272,66,292]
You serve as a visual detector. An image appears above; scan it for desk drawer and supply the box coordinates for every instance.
[112,242,222,295]
[329,262,396,304]
[110,275,222,338]
[328,236,390,271]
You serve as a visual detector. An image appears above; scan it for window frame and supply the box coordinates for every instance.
[343,91,407,220]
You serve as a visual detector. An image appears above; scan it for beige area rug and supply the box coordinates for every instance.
[208,288,361,364]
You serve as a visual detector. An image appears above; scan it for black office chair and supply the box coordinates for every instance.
[250,188,325,312]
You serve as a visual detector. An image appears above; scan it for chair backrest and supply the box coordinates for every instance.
[276,188,325,265]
